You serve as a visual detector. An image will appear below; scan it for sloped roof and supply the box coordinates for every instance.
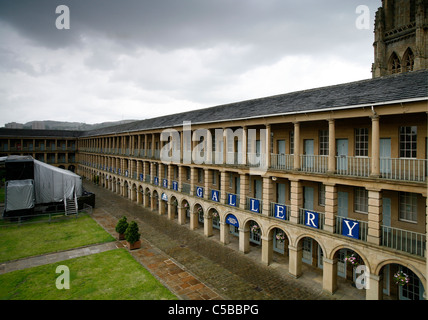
[81,70,427,137]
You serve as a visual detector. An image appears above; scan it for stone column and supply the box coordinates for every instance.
[220,222,230,245]
[324,183,337,233]
[261,235,273,266]
[265,124,271,169]
[322,258,338,294]
[288,245,302,278]
[239,228,250,253]
[189,208,198,230]
[293,122,300,170]
[366,273,383,300]
[204,169,211,200]
[289,178,302,224]
[239,173,249,210]
[177,205,186,225]
[367,188,382,245]
[204,213,213,237]
[220,170,227,204]
[371,115,380,177]
[242,126,247,165]
[262,176,273,216]
[328,119,336,174]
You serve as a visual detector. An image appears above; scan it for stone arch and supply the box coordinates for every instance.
[375,259,426,300]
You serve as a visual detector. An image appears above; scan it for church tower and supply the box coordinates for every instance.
[372,0,428,78]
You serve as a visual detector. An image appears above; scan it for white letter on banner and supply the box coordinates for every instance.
[275,205,285,220]
[228,194,236,206]
[305,211,317,228]
[196,187,203,198]
[343,220,359,238]
[211,190,219,202]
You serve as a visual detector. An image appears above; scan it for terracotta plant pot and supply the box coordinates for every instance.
[127,240,141,250]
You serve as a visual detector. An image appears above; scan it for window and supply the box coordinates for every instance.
[318,183,325,206]
[400,126,417,158]
[399,192,417,222]
[319,130,329,156]
[389,52,401,74]
[198,168,203,183]
[354,187,368,213]
[355,128,369,157]
[403,48,414,72]
[186,167,190,180]
[212,171,217,185]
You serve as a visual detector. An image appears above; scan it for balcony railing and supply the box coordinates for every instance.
[271,154,293,170]
[336,156,371,177]
[380,158,427,182]
[300,155,328,174]
[381,225,426,257]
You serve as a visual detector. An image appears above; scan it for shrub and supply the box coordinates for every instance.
[115,216,128,235]
[125,221,140,245]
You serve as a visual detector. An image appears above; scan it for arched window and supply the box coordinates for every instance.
[389,52,401,74]
[403,48,415,72]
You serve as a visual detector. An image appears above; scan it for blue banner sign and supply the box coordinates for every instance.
[162,179,168,188]
[172,181,178,191]
[161,193,168,201]
[196,186,204,198]
[304,210,319,229]
[274,204,287,220]
[139,174,143,181]
[211,190,219,202]
[249,198,260,213]
[227,194,237,207]
[342,219,359,239]
[226,214,239,227]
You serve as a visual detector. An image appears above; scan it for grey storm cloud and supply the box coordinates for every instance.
[0,0,381,127]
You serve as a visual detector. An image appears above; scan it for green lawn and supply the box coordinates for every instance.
[0,249,178,300]
[0,214,115,263]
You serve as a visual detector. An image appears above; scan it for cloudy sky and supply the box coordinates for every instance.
[0,0,381,127]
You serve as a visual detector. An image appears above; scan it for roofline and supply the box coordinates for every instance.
[82,96,428,137]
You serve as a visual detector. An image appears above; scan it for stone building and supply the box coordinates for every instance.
[0,0,427,300]
[372,0,428,77]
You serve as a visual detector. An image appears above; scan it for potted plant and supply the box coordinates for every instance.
[125,221,141,250]
[115,216,128,240]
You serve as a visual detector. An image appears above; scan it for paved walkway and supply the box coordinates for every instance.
[0,182,365,300]
[83,182,346,300]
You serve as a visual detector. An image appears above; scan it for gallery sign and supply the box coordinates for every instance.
[273,204,287,220]
[248,198,260,213]
[196,186,204,198]
[342,218,360,239]
[226,214,239,227]
[304,210,319,229]
[211,190,219,202]
[227,194,237,207]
